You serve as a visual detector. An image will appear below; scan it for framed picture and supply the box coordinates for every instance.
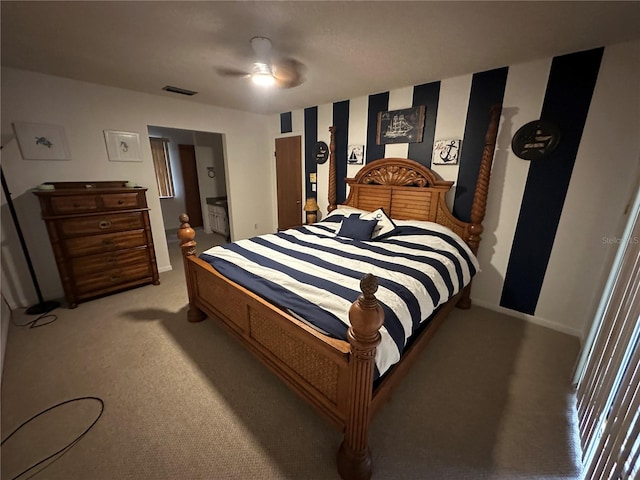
[376,105,425,145]
[347,145,364,165]
[13,122,71,160]
[433,139,462,165]
[104,130,142,162]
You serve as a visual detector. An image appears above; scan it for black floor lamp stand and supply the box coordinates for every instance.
[1,167,60,315]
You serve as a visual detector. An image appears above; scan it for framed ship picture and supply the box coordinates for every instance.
[376,105,425,145]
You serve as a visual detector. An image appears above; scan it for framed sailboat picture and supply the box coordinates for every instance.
[376,105,425,145]
[347,145,364,165]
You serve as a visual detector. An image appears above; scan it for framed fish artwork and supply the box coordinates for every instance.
[13,122,71,160]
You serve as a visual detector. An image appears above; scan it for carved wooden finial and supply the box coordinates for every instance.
[348,274,384,346]
[359,273,378,305]
[177,213,196,256]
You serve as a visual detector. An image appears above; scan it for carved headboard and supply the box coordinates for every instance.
[341,158,471,242]
[324,105,502,254]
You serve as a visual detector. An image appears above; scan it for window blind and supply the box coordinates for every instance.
[576,188,639,480]
[149,137,175,198]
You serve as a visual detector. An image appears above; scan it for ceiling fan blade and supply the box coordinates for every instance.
[215,38,305,89]
[272,58,305,88]
[215,67,251,78]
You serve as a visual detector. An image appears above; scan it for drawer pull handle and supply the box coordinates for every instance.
[99,220,112,229]
[110,275,120,282]
[107,257,118,264]
[118,199,124,205]
[102,239,115,247]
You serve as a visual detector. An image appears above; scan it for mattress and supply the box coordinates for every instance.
[200,210,479,376]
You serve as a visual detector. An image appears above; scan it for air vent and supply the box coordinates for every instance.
[162,85,198,96]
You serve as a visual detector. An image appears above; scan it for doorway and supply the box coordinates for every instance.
[178,144,203,228]
[275,136,302,230]
[147,126,228,243]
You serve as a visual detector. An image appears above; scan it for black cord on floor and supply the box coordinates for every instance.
[1,396,105,480]
[3,297,58,328]
[11,311,58,329]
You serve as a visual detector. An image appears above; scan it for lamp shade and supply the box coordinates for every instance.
[303,197,318,212]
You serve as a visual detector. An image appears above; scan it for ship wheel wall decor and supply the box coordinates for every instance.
[511,120,561,160]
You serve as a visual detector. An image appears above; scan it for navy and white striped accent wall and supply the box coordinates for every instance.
[275,42,640,337]
[500,48,603,315]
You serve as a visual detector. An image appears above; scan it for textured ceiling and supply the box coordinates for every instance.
[2,1,639,115]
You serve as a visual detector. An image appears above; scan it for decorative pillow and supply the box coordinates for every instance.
[337,217,378,241]
[360,208,396,239]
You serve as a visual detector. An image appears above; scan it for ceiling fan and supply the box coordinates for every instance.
[216,36,305,89]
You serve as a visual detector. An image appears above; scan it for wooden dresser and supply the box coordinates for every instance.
[34,181,160,308]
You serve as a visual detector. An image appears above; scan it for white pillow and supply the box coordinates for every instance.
[326,205,371,220]
[335,205,370,215]
[360,208,396,238]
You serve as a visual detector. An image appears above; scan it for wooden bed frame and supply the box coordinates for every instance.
[177,105,502,480]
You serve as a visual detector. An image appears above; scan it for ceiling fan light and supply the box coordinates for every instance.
[251,62,275,86]
[252,73,275,86]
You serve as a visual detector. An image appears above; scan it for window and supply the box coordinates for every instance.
[149,137,175,198]
[575,188,639,480]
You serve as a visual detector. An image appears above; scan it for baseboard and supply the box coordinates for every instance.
[471,298,583,340]
[158,265,173,273]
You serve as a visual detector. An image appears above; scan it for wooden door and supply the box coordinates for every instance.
[178,144,203,228]
[275,136,303,230]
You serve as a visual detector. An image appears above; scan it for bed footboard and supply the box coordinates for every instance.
[178,216,384,480]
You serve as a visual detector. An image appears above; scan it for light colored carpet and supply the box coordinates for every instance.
[1,230,582,479]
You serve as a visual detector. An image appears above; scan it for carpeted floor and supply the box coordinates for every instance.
[1,230,583,479]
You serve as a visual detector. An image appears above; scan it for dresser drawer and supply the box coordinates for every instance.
[59,212,144,237]
[65,230,147,257]
[75,263,152,295]
[51,195,98,214]
[71,247,149,277]
[101,193,141,210]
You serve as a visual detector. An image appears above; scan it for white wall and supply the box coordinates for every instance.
[273,41,640,339]
[194,131,226,201]
[1,67,274,309]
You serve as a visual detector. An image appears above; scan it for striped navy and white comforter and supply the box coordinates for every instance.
[200,213,479,377]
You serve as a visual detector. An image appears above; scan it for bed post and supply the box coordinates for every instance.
[457,104,502,309]
[328,125,337,213]
[337,274,384,480]
[177,213,206,323]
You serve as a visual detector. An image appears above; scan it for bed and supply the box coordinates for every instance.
[177,105,502,480]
